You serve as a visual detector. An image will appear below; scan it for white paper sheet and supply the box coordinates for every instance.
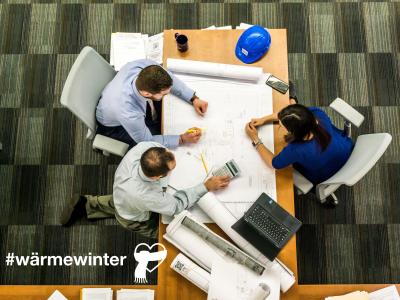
[163,60,276,220]
[146,32,164,64]
[81,288,113,300]
[208,257,280,300]
[203,25,232,30]
[116,289,154,300]
[171,253,211,292]
[111,33,147,71]
[236,23,268,31]
[48,290,67,300]
[369,286,400,300]
[110,32,164,70]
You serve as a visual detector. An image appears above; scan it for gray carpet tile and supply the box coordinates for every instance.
[43,165,75,225]
[0,0,399,285]
[338,53,369,106]
[251,3,282,29]
[363,2,393,53]
[69,225,106,284]
[336,2,366,53]
[309,2,337,53]
[0,55,25,108]
[14,108,45,165]
[3,225,43,284]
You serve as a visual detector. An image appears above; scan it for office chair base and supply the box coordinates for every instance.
[320,193,339,208]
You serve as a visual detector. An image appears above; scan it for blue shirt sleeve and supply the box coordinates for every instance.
[272,144,300,169]
[119,107,180,149]
[167,71,195,102]
[309,107,332,127]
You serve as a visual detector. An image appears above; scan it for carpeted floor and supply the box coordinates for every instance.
[0,0,399,285]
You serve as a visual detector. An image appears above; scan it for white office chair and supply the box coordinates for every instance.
[293,98,392,204]
[60,46,129,157]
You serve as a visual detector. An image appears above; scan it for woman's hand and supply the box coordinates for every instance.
[245,122,259,141]
[250,117,265,127]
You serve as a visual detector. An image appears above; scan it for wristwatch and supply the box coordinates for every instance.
[190,93,198,103]
[252,139,263,149]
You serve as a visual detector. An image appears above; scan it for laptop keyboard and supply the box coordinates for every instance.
[244,204,290,247]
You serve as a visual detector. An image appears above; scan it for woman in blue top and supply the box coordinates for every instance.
[245,102,353,206]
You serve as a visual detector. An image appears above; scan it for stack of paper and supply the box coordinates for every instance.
[117,289,154,300]
[81,288,112,300]
[110,32,164,71]
[325,291,369,300]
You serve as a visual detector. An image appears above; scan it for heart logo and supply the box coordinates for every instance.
[133,243,167,273]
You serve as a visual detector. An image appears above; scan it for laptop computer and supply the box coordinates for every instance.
[231,193,302,261]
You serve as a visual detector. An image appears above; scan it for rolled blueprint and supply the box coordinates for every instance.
[249,283,271,300]
[181,216,265,275]
[167,58,263,82]
[170,253,211,293]
[197,192,296,293]
[165,211,233,272]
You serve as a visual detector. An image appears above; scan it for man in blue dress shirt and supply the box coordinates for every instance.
[96,59,208,149]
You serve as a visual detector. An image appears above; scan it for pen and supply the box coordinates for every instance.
[200,153,209,174]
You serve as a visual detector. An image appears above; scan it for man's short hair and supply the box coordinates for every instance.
[140,147,175,177]
[136,65,173,94]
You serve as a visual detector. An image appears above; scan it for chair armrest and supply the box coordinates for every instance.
[293,169,314,194]
[93,134,129,157]
[329,98,364,127]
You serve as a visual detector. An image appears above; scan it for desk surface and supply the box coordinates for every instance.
[157,28,296,300]
[0,29,398,300]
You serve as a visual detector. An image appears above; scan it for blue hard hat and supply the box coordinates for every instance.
[235,25,271,64]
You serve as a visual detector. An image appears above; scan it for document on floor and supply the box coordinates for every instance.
[81,288,113,300]
[325,291,368,300]
[163,59,276,221]
[369,285,400,300]
[207,256,280,300]
[116,289,154,300]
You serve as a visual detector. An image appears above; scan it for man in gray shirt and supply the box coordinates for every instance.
[61,142,230,238]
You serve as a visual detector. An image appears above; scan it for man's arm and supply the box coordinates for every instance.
[167,71,195,103]
[119,113,180,149]
[145,183,208,217]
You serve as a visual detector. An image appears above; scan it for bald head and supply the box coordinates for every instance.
[140,147,176,178]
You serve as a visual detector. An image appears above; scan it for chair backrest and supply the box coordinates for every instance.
[60,46,116,133]
[320,133,392,187]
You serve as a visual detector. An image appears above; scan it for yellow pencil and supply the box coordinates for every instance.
[186,128,206,134]
[200,153,209,174]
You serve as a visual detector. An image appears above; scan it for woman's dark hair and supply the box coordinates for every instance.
[136,65,173,94]
[140,147,175,177]
[277,104,331,151]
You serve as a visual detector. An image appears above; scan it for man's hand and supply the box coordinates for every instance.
[192,98,208,116]
[204,176,230,191]
[180,127,202,144]
[245,122,259,141]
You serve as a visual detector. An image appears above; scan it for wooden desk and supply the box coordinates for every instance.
[157,29,296,300]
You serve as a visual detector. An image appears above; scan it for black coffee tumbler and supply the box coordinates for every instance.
[175,33,188,52]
